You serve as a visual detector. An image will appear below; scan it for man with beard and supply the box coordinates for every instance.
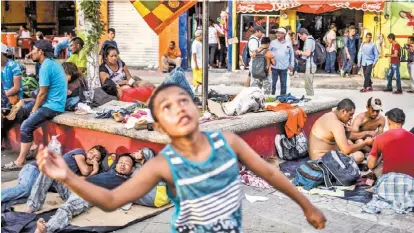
[308,98,373,164]
[349,97,385,153]
[2,40,67,171]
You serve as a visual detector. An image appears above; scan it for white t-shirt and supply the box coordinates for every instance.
[248,35,260,56]
[208,26,218,44]
[326,30,337,52]
[20,30,31,39]
[191,40,203,68]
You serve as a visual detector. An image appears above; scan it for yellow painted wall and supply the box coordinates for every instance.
[364,2,414,79]
[158,18,179,70]
[279,10,297,33]
[37,1,56,24]
[1,1,27,30]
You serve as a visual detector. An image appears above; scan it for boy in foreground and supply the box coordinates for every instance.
[37,84,326,232]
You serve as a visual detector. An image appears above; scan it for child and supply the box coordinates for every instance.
[37,84,326,232]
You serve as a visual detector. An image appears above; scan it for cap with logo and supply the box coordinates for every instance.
[369,97,382,111]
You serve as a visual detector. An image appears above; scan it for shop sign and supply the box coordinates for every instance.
[329,2,384,12]
[237,2,300,13]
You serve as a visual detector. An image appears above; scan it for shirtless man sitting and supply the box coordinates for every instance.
[309,98,374,164]
[349,97,385,153]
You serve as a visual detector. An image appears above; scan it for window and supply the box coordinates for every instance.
[240,14,280,41]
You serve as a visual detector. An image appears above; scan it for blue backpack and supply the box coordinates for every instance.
[293,160,324,190]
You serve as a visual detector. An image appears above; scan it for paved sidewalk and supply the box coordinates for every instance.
[20,60,413,91]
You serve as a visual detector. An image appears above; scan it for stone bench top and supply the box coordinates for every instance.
[52,97,339,144]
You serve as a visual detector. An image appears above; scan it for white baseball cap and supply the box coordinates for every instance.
[1,43,8,54]
[195,30,202,37]
[276,28,287,34]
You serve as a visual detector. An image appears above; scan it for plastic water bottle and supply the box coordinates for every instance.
[48,135,61,156]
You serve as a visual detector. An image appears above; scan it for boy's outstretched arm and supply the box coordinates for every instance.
[224,132,327,229]
[37,146,167,212]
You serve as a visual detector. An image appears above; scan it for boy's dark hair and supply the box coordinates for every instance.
[285,25,292,31]
[117,153,136,167]
[108,28,116,34]
[170,41,176,46]
[261,37,271,45]
[90,145,108,162]
[366,32,372,37]
[70,37,84,48]
[349,25,356,31]
[148,83,193,122]
[22,25,28,30]
[385,108,405,124]
[387,33,396,40]
[410,127,414,134]
[408,36,414,44]
[337,98,355,112]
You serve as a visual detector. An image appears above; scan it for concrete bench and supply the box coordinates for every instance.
[6,97,339,159]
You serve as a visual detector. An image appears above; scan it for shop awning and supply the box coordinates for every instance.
[236,0,385,14]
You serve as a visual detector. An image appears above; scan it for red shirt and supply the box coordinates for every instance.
[391,43,401,64]
[370,128,414,177]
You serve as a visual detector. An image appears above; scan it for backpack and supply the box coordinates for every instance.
[308,37,326,65]
[318,151,360,187]
[336,37,345,49]
[22,76,39,98]
[251,48,269,80]
[275,132,308,161]
[400,47,408,62]
[293,160,324,191]
[242,37,259,66]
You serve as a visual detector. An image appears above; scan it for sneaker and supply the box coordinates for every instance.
[367,87,373,92]
[393,90,403,95]
[383,88,392,92]
[340,69,345,77]
[360,88,367,92]
[275,134,284,160]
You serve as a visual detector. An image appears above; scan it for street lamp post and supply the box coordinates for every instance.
[202,0,209,111]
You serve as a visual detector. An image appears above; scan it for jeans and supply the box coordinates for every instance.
[325,51,336,73]
[1,101,34,142]
[1,163,39,202]
[1,85,11,110]
[20,106,61,143]
[162,67,195,99]
[209,43,218,66]
[362,64,373,88]
[65,96,80,111]
[27,172,72,212]
[343,52,356,74]
[53,40,70,58]
[386,64,402,91]
[251,74,272,95]
[305,66,317,96]
[271,68,288,95]
[408,62,414,90]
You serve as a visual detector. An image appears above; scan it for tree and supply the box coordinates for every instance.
[78,0,105,89]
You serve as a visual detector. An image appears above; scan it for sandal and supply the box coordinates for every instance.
[1,161,22,171]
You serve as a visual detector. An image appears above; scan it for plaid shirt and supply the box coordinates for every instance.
[364,172,414,214]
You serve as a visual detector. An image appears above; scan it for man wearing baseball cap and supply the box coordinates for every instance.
[2,40,67,171]
[269,27,294,95]
[191,30,203,93]
[296,28,316,96]
[349,97,386,153]
[368,108,414,178]
[1,43,23,101]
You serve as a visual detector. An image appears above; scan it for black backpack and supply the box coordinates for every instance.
[251,48,269,80]
[308,37,326,66]
[318,151,360,187]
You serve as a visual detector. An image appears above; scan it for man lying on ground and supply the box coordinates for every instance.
[309,98,373,164]
[21,146,106,211]
[35,151,168,233]
[36,83,326,232]
[367,108,414,178]
[2,146,107,203]
[349,97,385,153]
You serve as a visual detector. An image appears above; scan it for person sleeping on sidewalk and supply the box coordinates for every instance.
[33,150,169,233]
[1,146,107,203]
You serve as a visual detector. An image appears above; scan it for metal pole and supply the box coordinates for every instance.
[201,0,209,111]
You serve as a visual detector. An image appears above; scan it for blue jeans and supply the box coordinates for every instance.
[271,68,288,95]
[65,96,80,111]
[1,163,39,202]
[162,67,195,99]
[386,64,402,91]
[343,52,356,73]
[20,106,61,143]
[53,40,70,58]
[325,51,336,73]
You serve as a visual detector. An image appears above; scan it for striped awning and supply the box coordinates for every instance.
[237,0,385,13]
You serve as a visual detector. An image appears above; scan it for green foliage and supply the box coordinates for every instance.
[79,0,106,55]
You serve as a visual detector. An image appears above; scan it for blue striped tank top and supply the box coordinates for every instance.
[160,131,243,233]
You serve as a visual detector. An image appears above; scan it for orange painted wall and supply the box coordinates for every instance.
[99,0,109,47]
[158,18,179,70]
